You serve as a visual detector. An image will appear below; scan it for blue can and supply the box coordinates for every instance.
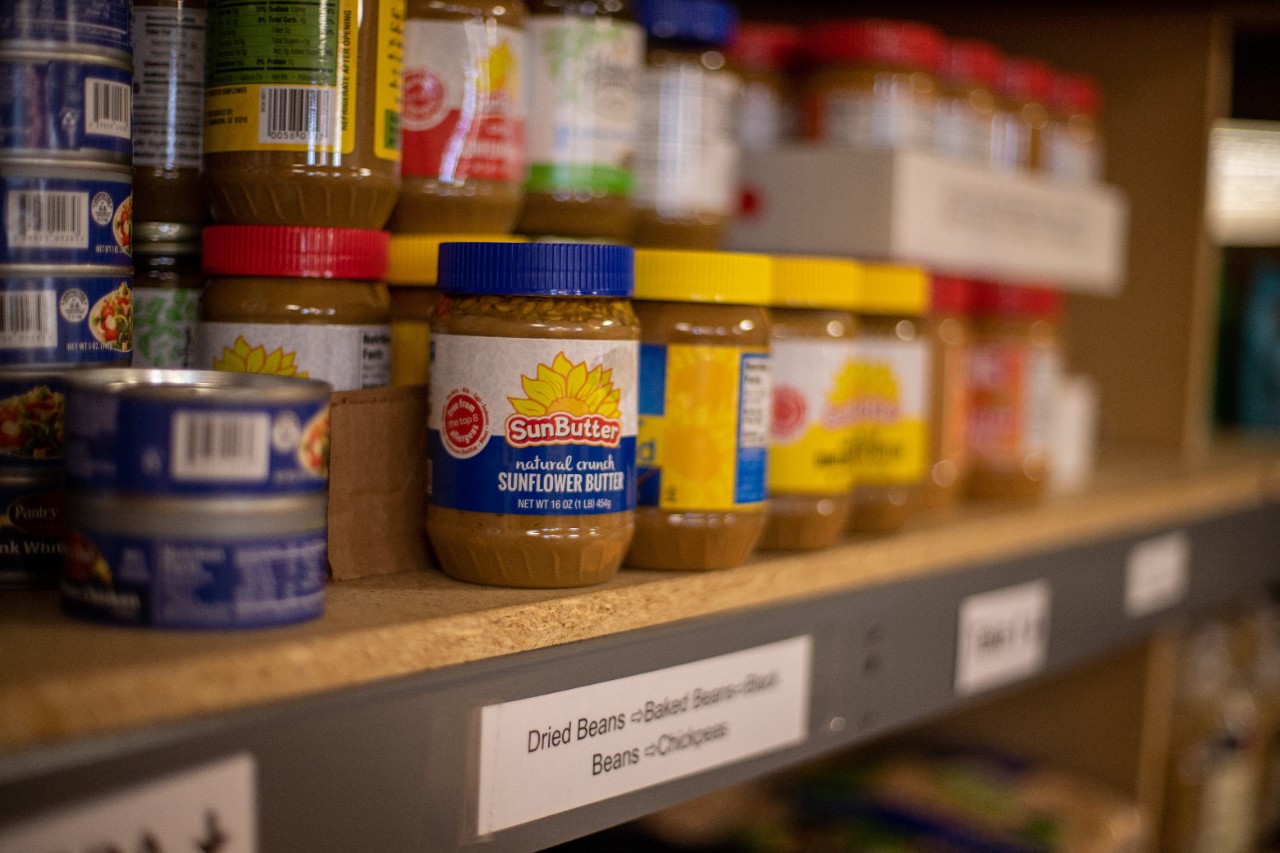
[65,369,331,496]
[61,491,327,628]
[1,0,132,61]
[0,164,132,266]
[0,371,65,469]
[0,267,133,366]
[0,470,64,589]
[0,52,133,162]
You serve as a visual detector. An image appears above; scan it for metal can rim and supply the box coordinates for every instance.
[64,368,334,402]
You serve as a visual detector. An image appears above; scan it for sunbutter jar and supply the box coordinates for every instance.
[390,0,526,234]
[630,249,771,570]
[202,0,405,228]
[760,256,860,551]
[427,241,639,588]
[848,263,931,534]
[196,226,392,392]
[386,233,527,387]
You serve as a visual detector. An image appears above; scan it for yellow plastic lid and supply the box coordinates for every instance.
[633,249,772,305]
[386,234,527,285]
[772,256,863,310]
[860,262,929,315]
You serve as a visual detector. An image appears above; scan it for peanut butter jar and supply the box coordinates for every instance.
[933,39,1001,165]
[759,256,861,551]
[202,0,405,228]
[1046,72,1104,185]
[992,56,1054,174]
[426,242,638,588]
[629,249,771,570]
[920,275,975,512]
[728,22,802,150]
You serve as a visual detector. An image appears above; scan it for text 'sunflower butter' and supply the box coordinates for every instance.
[629,249,771,570]
[760,256,861,551]
[426,241,638,588]
[196,225,392,392]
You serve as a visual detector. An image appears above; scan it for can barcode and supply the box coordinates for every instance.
[6,191,89,248]
[85,78,131,138]
[259,86,335,146]
[0,291,57,349]
[171,412,271,482]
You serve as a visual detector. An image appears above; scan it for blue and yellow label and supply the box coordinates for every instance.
[637,343,770,511]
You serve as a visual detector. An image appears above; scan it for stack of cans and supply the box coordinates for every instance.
[0,0,134,587]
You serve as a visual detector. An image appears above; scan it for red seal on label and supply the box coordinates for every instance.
[772,385,808,440]
[443,389,489,457]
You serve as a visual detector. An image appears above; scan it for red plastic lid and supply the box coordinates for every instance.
[1052,72,1102,117]
[728,22,802,70]
[804,18,944,72]
[974,283,1063,318]
[999,56,1054,104]
[930,275,978,314]
[939,39,1002,90]
[202,226,389,280]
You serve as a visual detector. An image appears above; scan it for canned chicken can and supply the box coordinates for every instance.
[0,267,133,365]
[61,491,327,628]
[0,52,133,162]
[0,469,64,589]
[0,371,65,469]
[0,163,132,266]
[64,369,331,496]
[1,0,132,60]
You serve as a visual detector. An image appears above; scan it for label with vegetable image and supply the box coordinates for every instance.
[1,172,132,266]
[0,56,132,161]
[0,476,63,588]
[0,275,133,365]
[637,344,770,511]
[133,286,199,368]
[0,376,65,469]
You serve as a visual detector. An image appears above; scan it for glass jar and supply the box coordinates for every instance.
[800,18,943,151]
[426,242,638,588]
[933,39,1001,165]
[967,284,1063,502]
[630,0,741,250]
[759,256,860,551]
[920,275,975,512]
[629,249,771,570]
[133,222,203,368]
[202,0,405,228]
[848,263,931,534]
[728,22,801,150]
[389,0,527,234]
[516,0,644,241]
[991,56,1054,174]
[196,226,392,391]
[1046,72,1104,185]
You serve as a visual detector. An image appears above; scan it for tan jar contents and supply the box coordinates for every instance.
[629,249,771,570]
[517,0,644,241]
[631,0,741,250]
[131,0,206,224]
[196,226,392,391]
[847,263,931,534]
[426,242,638,588]
[389,0,526,234]
[1045,72,1104,185]
[919,275,975,512]
[800,18,943,151]
[966,284,1063,502]
[386,233,526,387]
[933,39,1001,165]
[203,0,404,228]
[759,257,861,551]
[133,222,203,369]
[991,56,1054,174]
[728,22,801,150]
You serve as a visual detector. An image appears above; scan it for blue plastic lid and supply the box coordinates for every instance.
[437,242,634,297]
[638,0,738,47]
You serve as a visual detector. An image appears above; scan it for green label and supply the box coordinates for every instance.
[526,164,632,196]
[208,0,340,87]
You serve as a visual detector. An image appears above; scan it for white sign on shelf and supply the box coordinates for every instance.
[1125,531,1191,617]
[475,635,813,836]
[955,580,1052,697]
[0,753,256,852]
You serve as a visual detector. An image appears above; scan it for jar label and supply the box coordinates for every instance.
[633,66,740,216]
[808,88,933,151]
[2,0,131,55]
[429,334,637,516]
[194,323,391,392]
[0,275,133,366]
[525,17,642,196]
[61,526,327,628]
[850,335,930,485]
[0,477,64,589]
[1,172,133,267]
[204,0,360,156]
[934,97,994,164]
[740,80,792,150]
[133,286,199,369]
[637,344,769,511]
[968,342,1061,467]
[0,57,132,161]
[132,5,206,170]
[1045,124,1103,184]
[768,338,859,495]
[0,376,65,469]
[401,18,524,183]
[374,0,406,161]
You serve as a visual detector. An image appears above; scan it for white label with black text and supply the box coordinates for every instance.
[955,580,1051,696]
[1125,531,1190,617]
[0,753,256,852]
[475,636,812,835]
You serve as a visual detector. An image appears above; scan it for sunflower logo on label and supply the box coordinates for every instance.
[506,352,622,449]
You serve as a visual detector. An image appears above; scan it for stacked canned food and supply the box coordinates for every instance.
[0,0,135,587]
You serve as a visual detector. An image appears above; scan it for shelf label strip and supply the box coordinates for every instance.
[955,579,1052,697]
[1125,530,1191,617]
[475,635,813,836]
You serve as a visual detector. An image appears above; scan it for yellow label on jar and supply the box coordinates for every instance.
[374,0,405,161]
[850,335,930,485]
[768,338,859,494]
[637,343,769,511]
